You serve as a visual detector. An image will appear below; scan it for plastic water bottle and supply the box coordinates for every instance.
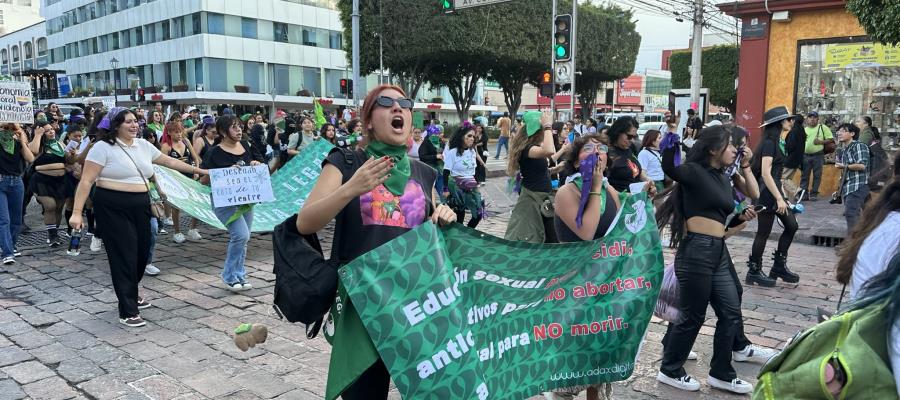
[67,229,82,256]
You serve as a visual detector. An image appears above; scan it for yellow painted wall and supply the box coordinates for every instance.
[765,9,867,111]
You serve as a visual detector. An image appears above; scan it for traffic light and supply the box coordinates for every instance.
[539,71,554,98]
[339,79,353,96]
[440,0,453,13]
[554,14,572,62]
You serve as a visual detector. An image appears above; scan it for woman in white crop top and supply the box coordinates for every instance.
[68,107,208,328]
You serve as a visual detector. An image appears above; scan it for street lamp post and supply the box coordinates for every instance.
[109,57,119,107]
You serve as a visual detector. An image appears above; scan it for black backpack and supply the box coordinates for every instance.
[272,214,339,338]
[868,140,890,191]
[271,147,360,338]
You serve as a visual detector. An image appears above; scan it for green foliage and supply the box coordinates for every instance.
[847,0,900,45]
[338,0,640,120]
[668,45,739,112]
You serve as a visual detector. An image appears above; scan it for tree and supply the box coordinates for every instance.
[669,45,739,113]
[573,3,641,120]
[847,0,900,45]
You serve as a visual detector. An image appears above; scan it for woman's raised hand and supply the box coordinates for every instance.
[345,155,393,197]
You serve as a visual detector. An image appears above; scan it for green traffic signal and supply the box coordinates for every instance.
[556,45,567,58]
[442,0,451,9]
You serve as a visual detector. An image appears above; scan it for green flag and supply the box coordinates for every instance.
[152,140,334,232]
[325,193,663,399]
[314,98,327,130]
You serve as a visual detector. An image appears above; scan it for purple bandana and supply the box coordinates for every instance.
[575,154,598,228]
[660,131,681,166]
[97,107,128,130]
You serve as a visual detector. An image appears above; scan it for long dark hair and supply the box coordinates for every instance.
[449,126,474,156]
[751,122,784,176]
[641,130,661,149]
[319,123,336,144]
[87,110,105,141]
[215,115,238,145]
[95,109,136,145]
[607,117,636,150]
[655,125,733,247]
[836,151,900,285]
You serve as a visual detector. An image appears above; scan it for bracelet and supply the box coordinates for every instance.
[741,164,751,169]
[588,191,603,197]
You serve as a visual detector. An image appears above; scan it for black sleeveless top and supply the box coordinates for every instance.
[519,148,552,193]
[325,148,437,264]
[553,184,618,242]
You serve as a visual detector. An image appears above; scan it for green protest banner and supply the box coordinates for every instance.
[153,139,334,232]
[329,193,663,399]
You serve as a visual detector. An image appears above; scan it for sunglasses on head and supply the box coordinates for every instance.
[375,96,414,110]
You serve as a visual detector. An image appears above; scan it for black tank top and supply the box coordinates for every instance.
[553,184,618,242]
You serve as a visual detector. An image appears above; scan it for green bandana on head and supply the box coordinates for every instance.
[365,140,411,196]
[240,113,252,122]
[0,130,15,155]
[523,111,543,137]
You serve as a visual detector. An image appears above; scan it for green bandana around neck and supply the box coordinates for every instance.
[571,174,607,216]
[48,140,65,157]
[365,140,411,196]
[0,131,15,155]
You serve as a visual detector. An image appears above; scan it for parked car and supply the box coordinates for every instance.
[637,121,666,141]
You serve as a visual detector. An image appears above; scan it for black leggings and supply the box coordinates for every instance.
[751,210,798,260]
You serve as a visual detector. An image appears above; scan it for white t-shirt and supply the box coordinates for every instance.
[86,138,162,185]
[638,148,664,181]
[443,147,476,178]
[848,212,900,301]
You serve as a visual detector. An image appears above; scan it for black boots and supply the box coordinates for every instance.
[769,251,800,283]
[746,259,776,287]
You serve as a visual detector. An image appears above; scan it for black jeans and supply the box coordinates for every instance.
[843,185,869,232]
[660,233,743,381]
[751,210,798,260]
[93,188,151,319]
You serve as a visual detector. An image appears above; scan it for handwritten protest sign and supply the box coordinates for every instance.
[209,165,274,208]
[0,80,34,124]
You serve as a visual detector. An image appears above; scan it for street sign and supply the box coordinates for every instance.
[555,62,573,84]
[453,0,512,10]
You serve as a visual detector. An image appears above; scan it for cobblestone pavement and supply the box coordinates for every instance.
[1,177,843,400]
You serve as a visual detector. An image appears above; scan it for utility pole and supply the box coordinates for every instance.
[569,0,577,120]
[550,0,557,116]
[689,0,704,112]
[352,0,361,110]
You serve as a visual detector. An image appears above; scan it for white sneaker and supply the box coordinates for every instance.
[239,281,252,290]
[163,218,174,226]
[687,350,698,360]
[2,256,15,265]
[733,344,778,363]
[656,371,700,391]
[90,236,102,252]
[187,229,202,240]
[173,233,186,243]
[226,282,243,292]
[707,376,753,394]
[144,264,160,276]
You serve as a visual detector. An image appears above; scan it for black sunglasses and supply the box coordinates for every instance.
[375,96,414,110]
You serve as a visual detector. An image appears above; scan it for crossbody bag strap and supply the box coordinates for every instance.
[116,143,153,193]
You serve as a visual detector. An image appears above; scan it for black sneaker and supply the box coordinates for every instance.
[119,316,146,327]
[137,297,152,309]
[47,238,61,248]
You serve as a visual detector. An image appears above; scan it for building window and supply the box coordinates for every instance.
[145,23,156,42]
[161,20,170,40]
[302,28,317,47]
[207,13,225,35]
[329,31,342,49]
[0,10,4,26]
[135,27,143,45]
[121,30,131,48]
[241,18,257,39]
[37,38,48,56]
[208,58,227,92]
[191,13,201,35]
[23,42,32,59]
[794,39,900,144]
[243,61,260,93]
[1,49,7,64]
[172,17,184,39]
[272,64,290,95]
[273,22,288,43]
[111,33,119,50]
[302,66,321,96]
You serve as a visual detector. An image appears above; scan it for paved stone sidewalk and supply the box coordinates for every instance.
[1,179,843,400]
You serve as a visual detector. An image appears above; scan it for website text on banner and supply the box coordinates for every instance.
[333,193,664,400]
[209,165,274,208]
[0,80,34,124]
[153,139,334,232]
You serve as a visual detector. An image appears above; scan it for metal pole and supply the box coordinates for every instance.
[690,0,704,112]
[550,0,557,117]
[352,0,361,110]
[569,0,577,120]
[379,34,384,85]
